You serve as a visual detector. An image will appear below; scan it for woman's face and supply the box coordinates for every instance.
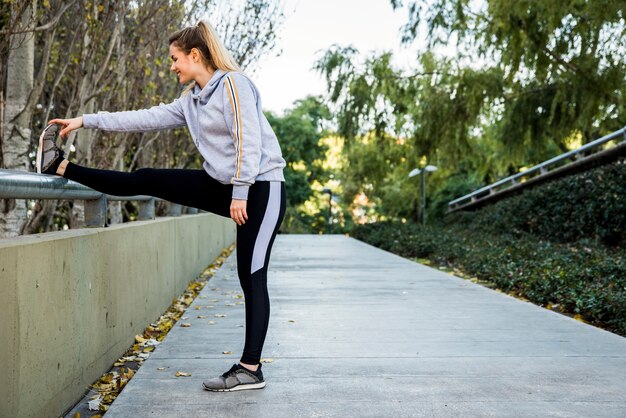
[169,44,195,84]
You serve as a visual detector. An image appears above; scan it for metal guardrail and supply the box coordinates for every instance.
[448,126,626,211]
[0,169,198,227]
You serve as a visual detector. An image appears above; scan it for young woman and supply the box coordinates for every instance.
[39,21,287,392]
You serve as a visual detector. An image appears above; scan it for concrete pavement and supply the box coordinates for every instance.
[104,235,626,417]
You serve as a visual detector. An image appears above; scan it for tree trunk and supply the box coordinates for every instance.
[0,2,35,238]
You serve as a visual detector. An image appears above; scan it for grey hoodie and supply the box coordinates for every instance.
[82,69,286,200]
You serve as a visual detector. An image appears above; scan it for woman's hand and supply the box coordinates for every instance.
[47,116,83,139]
[230,199,248,226]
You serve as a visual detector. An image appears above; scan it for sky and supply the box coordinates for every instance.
[251,0,422,115]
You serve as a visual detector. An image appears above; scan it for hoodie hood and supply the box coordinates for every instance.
[190,69,230,101]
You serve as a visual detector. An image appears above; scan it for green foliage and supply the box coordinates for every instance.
[311,2,626,226]
[266,96,330,207]
[313,47,513,222]
[265,96,334,233]
[393,0,626,145]
[351,221,626,337]
[447,161,626,246]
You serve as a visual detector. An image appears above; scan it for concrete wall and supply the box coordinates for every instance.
[0,214,236,418]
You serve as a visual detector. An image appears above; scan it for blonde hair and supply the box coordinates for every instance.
[169,21,241,95]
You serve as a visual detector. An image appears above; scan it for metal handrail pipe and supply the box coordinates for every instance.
[0,169,153,202]
[448,126,626,207]
[0,169,189,227]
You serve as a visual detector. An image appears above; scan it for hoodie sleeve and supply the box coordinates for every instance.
[222,73,262,200]
[83,98,186,132]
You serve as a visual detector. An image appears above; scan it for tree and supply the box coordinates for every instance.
[0,0,286,237]
[311,1,626,223]
[265,95,331,232]
[0,1,74,237]
[392,0,626,150]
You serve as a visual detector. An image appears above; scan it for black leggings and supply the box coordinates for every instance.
[64,162,286,365]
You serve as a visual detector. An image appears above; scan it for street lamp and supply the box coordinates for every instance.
[322,188,332,234]
[408,165,437,225]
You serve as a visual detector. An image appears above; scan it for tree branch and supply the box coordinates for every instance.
[0,0,77,35]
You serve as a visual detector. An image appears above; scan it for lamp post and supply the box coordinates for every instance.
[408,165,437,225]
[322,187,332,234]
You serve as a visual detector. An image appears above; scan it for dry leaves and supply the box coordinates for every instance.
[83,243,235,412]
[176,371,192,377]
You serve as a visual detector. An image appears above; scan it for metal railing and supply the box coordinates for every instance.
[0,169,198,227]
[448,126,626,211]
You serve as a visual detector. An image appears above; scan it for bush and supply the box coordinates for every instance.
[445,161,626,246]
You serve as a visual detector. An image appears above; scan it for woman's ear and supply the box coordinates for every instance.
[190,47,200,63]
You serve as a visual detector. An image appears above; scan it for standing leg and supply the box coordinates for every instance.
[235,181,286,368]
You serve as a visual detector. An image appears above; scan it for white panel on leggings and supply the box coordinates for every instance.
[251,182,281,274]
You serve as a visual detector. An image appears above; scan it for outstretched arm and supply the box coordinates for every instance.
[50,98,187,138]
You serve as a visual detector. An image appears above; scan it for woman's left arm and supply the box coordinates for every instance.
[223,73,263,202]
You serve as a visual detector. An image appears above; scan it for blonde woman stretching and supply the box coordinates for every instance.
[39,21,287,392]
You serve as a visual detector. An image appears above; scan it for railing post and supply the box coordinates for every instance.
[138,198,155,220]
[84,195,108,227]
[167,203,182,217]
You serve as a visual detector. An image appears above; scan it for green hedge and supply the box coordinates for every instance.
[351,222,626,336]
[446,162,626,246]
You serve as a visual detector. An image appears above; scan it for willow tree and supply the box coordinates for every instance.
[392,0,626,151]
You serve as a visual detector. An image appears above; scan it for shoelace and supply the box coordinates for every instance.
[221,364,241,378]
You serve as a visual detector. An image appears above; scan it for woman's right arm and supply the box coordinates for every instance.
[50,98,187,138]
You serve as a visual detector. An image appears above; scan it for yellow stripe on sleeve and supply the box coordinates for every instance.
[225,75,243,179]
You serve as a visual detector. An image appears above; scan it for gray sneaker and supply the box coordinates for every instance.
[36,123,65,175]
[202,363,266,392]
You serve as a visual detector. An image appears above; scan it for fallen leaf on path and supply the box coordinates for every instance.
[88,396,102,411]
[180,323,191,327]
[175,371,192,377]
[222,351,233,354]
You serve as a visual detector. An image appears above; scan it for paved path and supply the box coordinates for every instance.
[105,235,626,417]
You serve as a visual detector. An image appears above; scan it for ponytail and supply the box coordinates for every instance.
[196,21,240,72]
[169,20,241,95]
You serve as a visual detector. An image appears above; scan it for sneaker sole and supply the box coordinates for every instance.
[202,381,266,392]
[36,124,54,174]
